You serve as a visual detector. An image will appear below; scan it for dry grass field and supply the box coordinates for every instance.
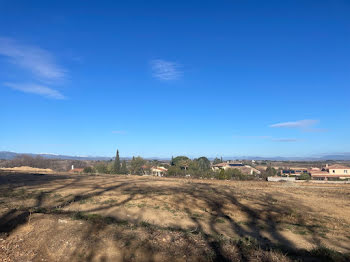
[1,172,350,262]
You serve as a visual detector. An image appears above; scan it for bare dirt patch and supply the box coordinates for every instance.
[1,172,350,261]
[0,166,53,173]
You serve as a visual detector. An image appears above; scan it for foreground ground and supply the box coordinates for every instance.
[1,172,350,261]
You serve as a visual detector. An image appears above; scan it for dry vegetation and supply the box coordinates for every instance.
[1,172,350,261]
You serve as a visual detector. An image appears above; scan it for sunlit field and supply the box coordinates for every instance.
[1,172,350,261]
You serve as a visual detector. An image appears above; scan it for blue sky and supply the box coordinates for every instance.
[1,0,349,158]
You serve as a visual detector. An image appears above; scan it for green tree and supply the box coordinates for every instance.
[195,157,211,171]
[121,160,128,174]
[95,162,108,174]
[213,157,222,165]
[215,169,227,180]
[83,166,95,173]
[167,165,183,177]
[130,156,146,175]
[265,166,277,177]
[172,156,190,168]
[299,173,311,180]
[113,149,121,174]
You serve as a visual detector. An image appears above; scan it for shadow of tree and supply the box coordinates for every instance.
[0,172,349,261]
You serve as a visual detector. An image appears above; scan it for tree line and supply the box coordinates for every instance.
[1,150,277,181]
[83,150,152,175]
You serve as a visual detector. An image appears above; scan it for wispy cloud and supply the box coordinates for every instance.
[0,37,65,82]
[270,119,319,129]
[271,138,299,142]
[0,37,67,99]
[269,119,326,133]
[4,83,65,99]
[233,135,299,142]
[150,59,182,81]
[232,135,271,139]
[112,130,126,134]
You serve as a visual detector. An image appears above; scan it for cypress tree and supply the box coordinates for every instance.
[114,149,121,174]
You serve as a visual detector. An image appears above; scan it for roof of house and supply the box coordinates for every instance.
[309,167,321,171]
[212,162,244,167]
[212,163,228,167]
[142,166,168,172]
[327,164,350,170]
[288,167,309,170]
[310,171,329,175]
[152,166,168,172]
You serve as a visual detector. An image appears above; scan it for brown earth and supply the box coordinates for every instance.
[0,166,53,173]
[1,172,350,261]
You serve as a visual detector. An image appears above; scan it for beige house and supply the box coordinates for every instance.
[327,164,350,175]
[142,166,168,177]
[310,164,350,180]
[151,166,167,177]
[212,162,260,175]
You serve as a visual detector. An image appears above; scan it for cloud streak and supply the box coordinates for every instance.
[233,135,299,142]
[270,119,319,129]
[4,83,65,100]
[0,37,67,99]
[112,130,126,134]
[0,37,65,82]
[271,138,299,142]
[150,59,181,81]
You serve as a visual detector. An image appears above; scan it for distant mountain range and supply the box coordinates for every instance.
[226,154,350,161]
[1,151,350,161]
[0,151,112,161]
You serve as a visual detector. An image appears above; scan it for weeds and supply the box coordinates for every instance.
[309,246,350,262]
[72,212,128,226]
[140,221,152,228]
[215,218,225,224]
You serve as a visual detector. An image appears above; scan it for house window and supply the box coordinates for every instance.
[332,170,335,173]
[345,170,348,174]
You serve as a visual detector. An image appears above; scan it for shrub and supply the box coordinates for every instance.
[83,166,95,173]
[299,173,311,180]
[94,162,108,174]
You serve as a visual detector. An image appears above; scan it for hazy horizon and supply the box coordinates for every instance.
[2,149,350,161]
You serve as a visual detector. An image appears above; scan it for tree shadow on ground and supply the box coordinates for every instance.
[0,173,349,261]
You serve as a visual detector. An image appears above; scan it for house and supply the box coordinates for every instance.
[212,161,261,175]
[69,168,84,173]
[150,166,167,177]
[142,166,168,177]
[310,164,350,180]
[280,167,308,176]
[69,165,84,174]
[327,164,350,175]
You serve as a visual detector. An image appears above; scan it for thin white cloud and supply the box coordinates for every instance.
[233,135,299,142]
[232,135,272,139]
[0,37,67,99]
[270,119,319,128]
[271,138,299,142]
[112,130,126,134]
[0,37,65,82]
[4,82,65,100]
[150,59,182,81]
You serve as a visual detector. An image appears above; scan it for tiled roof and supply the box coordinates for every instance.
[212,163,228,167]
[327,164,350,169]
